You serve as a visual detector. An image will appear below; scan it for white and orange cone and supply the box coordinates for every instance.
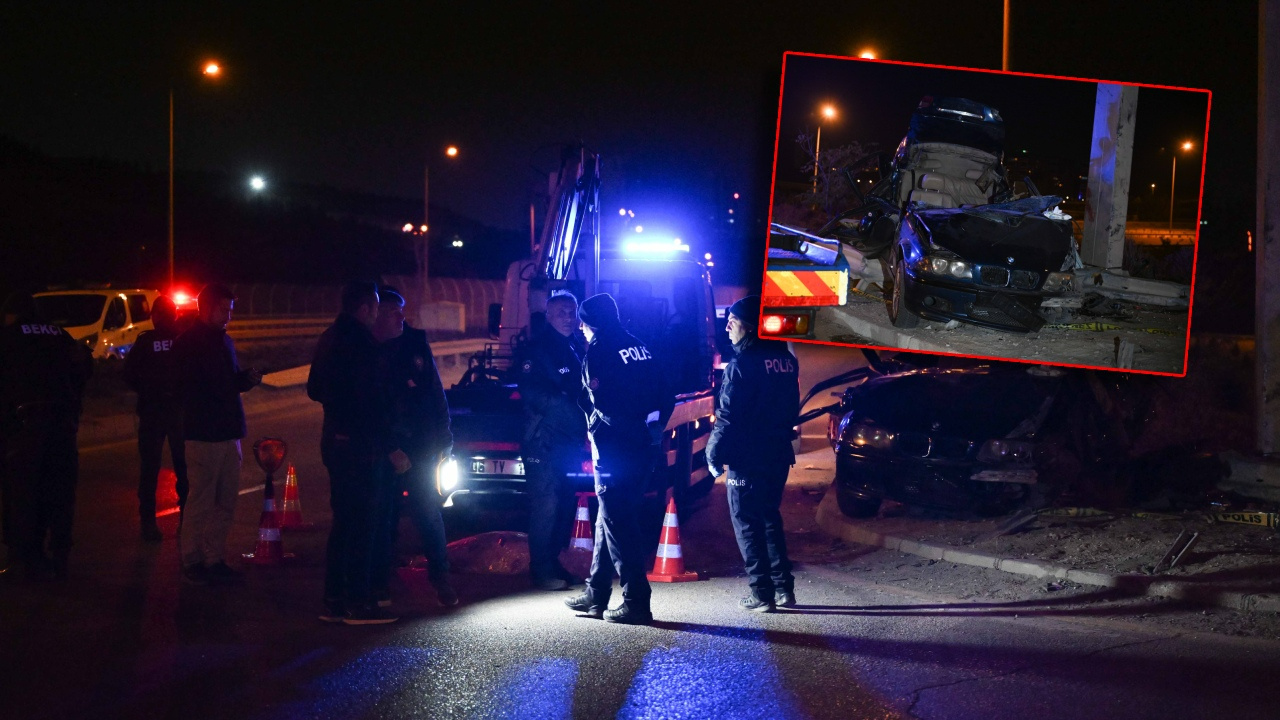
[570,492,594,552]
[646,497,700,582]
[277,464,316,530]
[242,480,294,564]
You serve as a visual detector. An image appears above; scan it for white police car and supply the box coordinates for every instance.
[32,288,160,359]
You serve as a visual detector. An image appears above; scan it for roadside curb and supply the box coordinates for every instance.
[815,488,1280,615]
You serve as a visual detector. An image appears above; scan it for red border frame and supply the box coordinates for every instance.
[760,52,1212,378]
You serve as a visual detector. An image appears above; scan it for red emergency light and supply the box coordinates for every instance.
[760,313,809,336]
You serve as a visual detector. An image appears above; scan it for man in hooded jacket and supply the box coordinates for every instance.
[707,295,800,613]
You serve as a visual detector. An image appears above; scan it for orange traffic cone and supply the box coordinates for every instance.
[278,464,316,530]
[242,479,295,564]
[646,496,700,582]
[570,492,594,552]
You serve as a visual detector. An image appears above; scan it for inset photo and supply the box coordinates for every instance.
[763,52,1210,376]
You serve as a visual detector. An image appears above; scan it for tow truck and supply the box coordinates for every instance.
[761,223,852,339]
[437,145,721,512]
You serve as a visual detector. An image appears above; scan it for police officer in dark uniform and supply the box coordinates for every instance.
[516,291,587,591]
[123,296,188,542]
[707,295,800,612]
[0,291,93,580]
[370,287,458,608]
[564,293,671,625]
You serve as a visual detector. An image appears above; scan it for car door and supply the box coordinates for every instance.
[100,295,130,359]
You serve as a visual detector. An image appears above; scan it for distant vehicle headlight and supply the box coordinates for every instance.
[977,439,1035,465]
[436,456,460,495]
[1041,272,1073,293]
[844,422,895,451]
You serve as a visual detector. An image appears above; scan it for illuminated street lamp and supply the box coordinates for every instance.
[249,175,266,192]
[858,49,876,59]
[1169,140,1196,230]
[421,145,460,282]
[813,104,837,192]
[169,59,224,288]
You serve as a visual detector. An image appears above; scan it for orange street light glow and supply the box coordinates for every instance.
[1181,141,1194,151]
[445,146,459,157]
[859,49,876,59]
[821,104,837,120]
[203,62,221,77]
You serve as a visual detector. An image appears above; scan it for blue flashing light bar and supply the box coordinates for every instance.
[623,238,690,255]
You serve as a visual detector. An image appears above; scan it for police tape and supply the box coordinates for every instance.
[848,285,889,304]
[1040,507,1279,530]
[1042,322,1123,332]
[1037,507,1112,517]
[1207,511,1280,530]
[1141,327,1183,336]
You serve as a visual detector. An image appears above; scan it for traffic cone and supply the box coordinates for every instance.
[646,497,700,582]
[278,464,316,530]
[570,492,594,552]
[242,478,295,564]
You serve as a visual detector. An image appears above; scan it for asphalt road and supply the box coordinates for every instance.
[3,345,1279,719]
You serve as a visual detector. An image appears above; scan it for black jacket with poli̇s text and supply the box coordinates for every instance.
[579,324,672,453]
[707,335,800,469]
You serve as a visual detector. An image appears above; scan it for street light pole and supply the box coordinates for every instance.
[168,90,175,289]
[1168,154,1177,231]
[812,124,822,193]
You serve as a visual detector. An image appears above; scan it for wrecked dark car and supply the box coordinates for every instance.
[799,352,1223,519]
[821,96,1077,332]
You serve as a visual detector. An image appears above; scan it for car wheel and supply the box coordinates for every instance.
[888,251,920,329]
[835,482,881,519]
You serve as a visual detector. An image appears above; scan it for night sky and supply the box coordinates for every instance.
[0,1,1258,276]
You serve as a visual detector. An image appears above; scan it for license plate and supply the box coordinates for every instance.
[470,458,525,476]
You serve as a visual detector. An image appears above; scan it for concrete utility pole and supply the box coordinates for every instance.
[1081,84,1139,270]
[1257,0,1280,453]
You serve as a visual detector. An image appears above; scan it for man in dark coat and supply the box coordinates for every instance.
[516,291,587,591]
[370,287,457,607]
[308,281,395,625]
[173,283,261,586]
[0,291,93,580]
[123,295,188,542]
[563,293,671,625]
[707,295,800,612]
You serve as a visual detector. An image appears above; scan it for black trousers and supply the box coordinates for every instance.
[3,406,79,565]
[137,411,188,520]
[524,442,577,581]
[586,442,651,609]
[322,437,380,607]
[727,462,794,595]
[371,456,449,592]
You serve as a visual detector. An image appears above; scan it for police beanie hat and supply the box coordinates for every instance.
[728,295,762,330]
[578,293,620,329]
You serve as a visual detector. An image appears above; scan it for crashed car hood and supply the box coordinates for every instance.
[847,367,1059,440]
[915,197,1074,273]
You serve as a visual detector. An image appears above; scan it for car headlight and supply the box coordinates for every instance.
[435,456,460,495]
[845,422,895,451]
[1041,272,1073,293]
[917,254,972,280]
[977,439,1035,465]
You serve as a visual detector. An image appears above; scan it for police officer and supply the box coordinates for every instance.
[123,296,188,543]
[707,295,800,612]
[370,287,458,608]
[0,291,93,580]
[564,293,671,625]
[516,291,587,591]
[308,281,395,625]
